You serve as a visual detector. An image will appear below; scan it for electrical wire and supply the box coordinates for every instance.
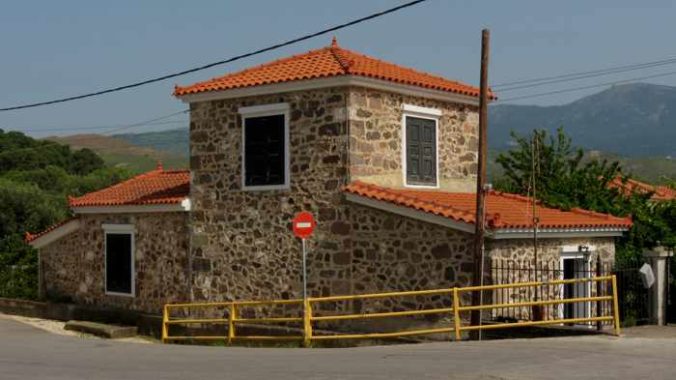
[496,70,676,102]
[0,0,428,112]
[14,119,187,134]
[493,55,676,89]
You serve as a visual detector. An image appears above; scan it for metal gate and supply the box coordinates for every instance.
[613,260,652,326]
[668,256,676,324]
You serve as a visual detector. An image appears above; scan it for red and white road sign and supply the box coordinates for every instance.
[292,211,316,239]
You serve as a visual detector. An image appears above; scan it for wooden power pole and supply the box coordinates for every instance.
[470,29,490,336]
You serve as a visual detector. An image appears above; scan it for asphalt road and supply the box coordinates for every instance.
[1,316,675,380]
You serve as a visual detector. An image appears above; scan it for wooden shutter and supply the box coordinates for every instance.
[406,116,436,186]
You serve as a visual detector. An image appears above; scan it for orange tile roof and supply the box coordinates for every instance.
[69,166,190,208]
[609,176,676,202]
[25,217,79,243]
[345,181,632,230]
[174,38,491,99]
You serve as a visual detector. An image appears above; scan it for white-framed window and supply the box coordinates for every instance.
[239,103,291,191]
[401,104,441,188]
[103,224,135,297]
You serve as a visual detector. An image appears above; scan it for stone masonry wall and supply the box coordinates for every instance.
[189,88,352,307]
[346,203,474,316]
[348,87,479,192]
[40,212,190,314]
[188,86,479,315]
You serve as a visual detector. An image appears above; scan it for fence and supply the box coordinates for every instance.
[162,275,620,345]
[489,259,650,326]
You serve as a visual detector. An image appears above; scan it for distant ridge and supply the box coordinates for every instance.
[489,83,676,157]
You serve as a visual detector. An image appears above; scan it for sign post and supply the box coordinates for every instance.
[292,212,316,346]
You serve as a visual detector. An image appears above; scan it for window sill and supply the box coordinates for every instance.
[105,291,135,298]
[242,184,291,192]
[403,183,439,189]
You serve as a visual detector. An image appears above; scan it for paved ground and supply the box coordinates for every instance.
[1,315,675,380]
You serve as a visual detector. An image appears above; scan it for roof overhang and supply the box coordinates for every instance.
[29,219,81,249]
[176,75,483,107]
[346,193,629,239]
[72,198,191,214]
[489,228,627,240]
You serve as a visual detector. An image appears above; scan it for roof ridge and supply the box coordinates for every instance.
[25,216,79,243]
[329,46,353,73]
[174,46,337,95]
[159,169,191,174]
[489,190,541,205]
[333,46,489,94]
[569,207,629,222]
[69,167,165,206]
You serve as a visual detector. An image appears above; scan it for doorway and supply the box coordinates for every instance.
[560,252,591,321]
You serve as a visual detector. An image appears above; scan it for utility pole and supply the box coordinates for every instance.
[470,29,490,337]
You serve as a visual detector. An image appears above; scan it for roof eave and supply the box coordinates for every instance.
[175,75,485,107]
[28,219,81,249]
[489,227,629,240]
[71,198,191,214]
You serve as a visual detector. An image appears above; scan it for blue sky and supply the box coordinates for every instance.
[2,0,676,137]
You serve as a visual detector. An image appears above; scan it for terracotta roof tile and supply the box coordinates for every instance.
[609,176,676,201]
[344,181,632,230]
[174,39,492,99]
[25,217,79,243]
[69,167,190,207]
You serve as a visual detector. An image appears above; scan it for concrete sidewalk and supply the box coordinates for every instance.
[1,315,674,380]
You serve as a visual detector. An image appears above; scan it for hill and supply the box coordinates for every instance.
[45,134,187,173]
[114,128,188,157]
[489,83,676,157]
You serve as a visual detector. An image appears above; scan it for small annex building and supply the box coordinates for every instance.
[28,39,632,317]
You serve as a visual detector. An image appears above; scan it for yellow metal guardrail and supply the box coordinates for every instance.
[162,275,621,345]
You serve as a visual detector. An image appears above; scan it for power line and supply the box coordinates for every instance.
[493,55,676,89]
[15,119,187,133]
[0,0,428,113]
[496,57,676,92]
[496,70,676,102]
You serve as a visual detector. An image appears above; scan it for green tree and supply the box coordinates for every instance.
[495,128,676,262]
[0,129,132,300]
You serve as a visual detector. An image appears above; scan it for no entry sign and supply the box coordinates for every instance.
[292,211,316,239]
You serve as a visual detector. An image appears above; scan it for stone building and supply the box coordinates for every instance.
[29,40,631,319]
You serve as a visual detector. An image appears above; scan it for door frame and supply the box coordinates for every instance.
[559,246,593,321]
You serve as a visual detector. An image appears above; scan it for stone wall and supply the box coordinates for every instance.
[347,87,479,192]
[486,237,615,265]
[40,212,190,314]
[189,88,352,305]
[346,203,474,316]
[187,86,479,312]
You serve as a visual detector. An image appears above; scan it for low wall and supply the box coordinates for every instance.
[0,297,163,338]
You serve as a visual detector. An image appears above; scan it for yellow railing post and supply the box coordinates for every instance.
[161,305,169,343]
[228,302,237,345]
[611,275,621,336]
[452,288,461,341]
[303,299,313,347]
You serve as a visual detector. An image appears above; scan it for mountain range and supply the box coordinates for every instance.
[489,83,676,157]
